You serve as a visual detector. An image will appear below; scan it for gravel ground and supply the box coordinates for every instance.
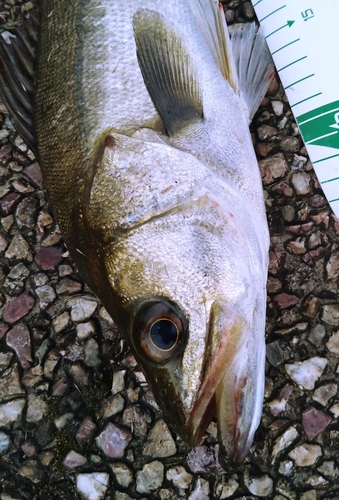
[1,1,339,499]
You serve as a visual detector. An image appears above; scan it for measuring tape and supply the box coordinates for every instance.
[252,0,339,217]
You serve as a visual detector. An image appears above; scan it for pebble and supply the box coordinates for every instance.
[143,419,177,458]
[5,233,32,260]
[22,365,44,388]
[285,357,327,390]
[267,384,293,416]
[272,100,284,116]
[215,476,239,498]
[289,443,322,466]
[271,426,299,461]
[76,417,97,447]
[3,292,35,324]
[26,394,47,423]
[35,284,56,308]
[56,277,82,295]
[123,404,152,438]
[63,450,87,469]
[166,466,193,490]
[278,460,293,476]
[0,399,26,427]
[0,352,13,371]
[24,162,44,188]
[35,246,63,270]
[6,322,32,367]
[76,472,109,500]
[44,349,61,378]
[323,304,339,325]
[112,370,126,395]
[84,338,101,368]
[54,412,74,429]
[95,422,131,458]
[76,320,96,340]
[136,461,164,494]
[280,137,300,153]
[326,330,339,354]
[257,124,277,141]
[312,383,337,406]
[306,475,328,487]
[266,341,292,368]
[187,445,222,473]
[110,462,134,488]
[0,365,24,401]
[68,296,98,322]
[302,406,332,440]
[188,478,210,500]
[326,251,339,279]
[1,192,22,215]
[52,311,71,333]
[274,293,299,309]
[308,324,326,346]
[300,491,317,500]
[100,394,125,419]
[259,153,288,185]
[244,471,274,497]
[0,431,11,453]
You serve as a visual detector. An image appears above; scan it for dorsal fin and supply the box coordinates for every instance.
[0,13,38,154]
[133,9,203,136]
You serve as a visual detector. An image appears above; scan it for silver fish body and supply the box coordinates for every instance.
[2,0,272,460]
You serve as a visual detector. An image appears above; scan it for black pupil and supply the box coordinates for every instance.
[150,319,178,350]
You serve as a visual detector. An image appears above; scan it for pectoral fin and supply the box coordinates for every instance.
[0,13,38,154]
[133,9,203,136]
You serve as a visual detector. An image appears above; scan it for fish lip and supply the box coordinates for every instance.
[187,314,254,462]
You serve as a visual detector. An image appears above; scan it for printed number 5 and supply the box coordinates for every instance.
[301,9,315,21]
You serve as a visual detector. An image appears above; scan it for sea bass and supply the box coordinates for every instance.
[0,0,272,461]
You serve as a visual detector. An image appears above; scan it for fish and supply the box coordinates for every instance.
[0,0,273,461]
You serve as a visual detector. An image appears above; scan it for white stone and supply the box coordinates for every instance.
[278,460,294,476]
[244,472,273,497]
[0,399,26,427]
[215,476,239,498]
[300,491,316,500]
[289,443,322,466]
[53,312,70,333]
[26,394,47,423]
[110,463,133,488]
[76,321,96,340]
[166,466,193,489]
[326,331,339,354]
[271,426,299,461]
[291,172,311,195]
[306,475,328,487]
[272,100,284,116]
[188,478,210,500]
[63,450,87,469]
[136,461,164,494]
[76,473,109,500]
[0,431,11,453]
[330,402,339,418]
[112,370,126,395]
[317,460,336,477]
[313,383,337,406]
[68,296,98,322]
[55,412,74,429]
[285,357,327,390]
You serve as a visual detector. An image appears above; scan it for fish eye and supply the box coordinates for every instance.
[133,299,187,363]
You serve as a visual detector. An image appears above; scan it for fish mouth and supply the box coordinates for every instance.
[187,309,264,463]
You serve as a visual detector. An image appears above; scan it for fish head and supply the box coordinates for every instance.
[87,132,267,461]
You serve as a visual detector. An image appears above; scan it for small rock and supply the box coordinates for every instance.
[267,384,293,416]
[309,194,327,208]
[326,252,339,279]
[266,341,292,367]
[44,349,61,378]
[289,443,322,466]
[0,351,13,371]
[188,478,210,500]
[21,439,37,457]
[1,214,14,232]
[287,238,306,255]
[52,377,70,396]
[84,338,101,368]
[35,246,63,270]
[76,472,109,500]
[143,419,177,458]
[52,311,71,333]
[100,394,125,419]
[302,406,331,440]
[68,296,98,322]
[330,402,339,418]
[25,162,44,188]
[306,475,328,487]
[326,331,339,354]
[76,321,96,340]
[3,293,35,324]
[313,383,337,406]
[300,490,316,500]
[280,137,300,153]
[271,426,299,461]
[166,466,193,490]
[26,394,47,423]
[244,471,273,497]
[22,364,44,388]
[304,298,321,319]
[5,233,32,260]
[308,324,326,346]
[35,284,56,309]
[285,357,327,390]
[15,197,38,229]
[317,460,336,477]
[112,370,126,395]
[187,445,222,473]
[0,365,24,401]
[136,461,164,494]
[19,459,44,483]
[35,421,56,447]
[291,172,311,194]
[259,153,288,185]
[0,431,11,453]
[0,398,26,427]
[0,192,22,215]
[6,322,32,367]
[215,476,239,498]
[123,404,152,438]
[63,450,87,469]
[278,460,293,476]
[95,422,131,458]
[281,205,295,222]
[56,277,82,295]
[272,100,284,116]
[111,463,133,488]
[274,293,299,309]
[54,412,74,429]
[76,417,97,447]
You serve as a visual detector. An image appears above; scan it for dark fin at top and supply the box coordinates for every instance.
[0,13,38,154]
[188,0,238,93]
[133,9,203,136]
[230,23,274,122]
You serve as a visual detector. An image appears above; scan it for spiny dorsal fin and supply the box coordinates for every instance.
[230,23,274,121]
[188,0,238,93]
[133,9,203,136]
[0,14,38,154]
